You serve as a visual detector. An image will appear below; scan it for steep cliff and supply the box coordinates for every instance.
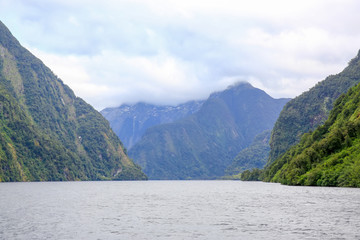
[0,21,146,181]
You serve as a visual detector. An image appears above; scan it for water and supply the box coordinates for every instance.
[0,181,360,240]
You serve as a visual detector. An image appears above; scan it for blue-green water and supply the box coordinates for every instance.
[1,181,360,239]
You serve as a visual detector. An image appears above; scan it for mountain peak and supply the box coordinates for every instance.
[128,82,289,179]
[226,81,253,90]
[348,49,360,66]
[0,21,21,48]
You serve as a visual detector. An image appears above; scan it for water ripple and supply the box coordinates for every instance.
[1,181,360,239]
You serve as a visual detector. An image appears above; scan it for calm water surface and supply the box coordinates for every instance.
[0,181,360,240]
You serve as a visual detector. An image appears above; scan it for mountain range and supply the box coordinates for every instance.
[6,16,360,186]
[124,82,289,179]
[101,100,204,149]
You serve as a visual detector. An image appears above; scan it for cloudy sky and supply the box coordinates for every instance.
[1,0,360,110]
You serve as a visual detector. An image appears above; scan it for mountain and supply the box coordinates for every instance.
[128,82,290,179]
[268,51,360,164]
[264,80,360,187]
[225,129,271,176]
[0,21,146,181]
[101,101,204,149]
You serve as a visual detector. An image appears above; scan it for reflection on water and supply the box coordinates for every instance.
[1,181,360,239]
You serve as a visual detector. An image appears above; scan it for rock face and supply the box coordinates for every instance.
[128,82,289,179]
[0,21,147,181]
[101,100,204,149]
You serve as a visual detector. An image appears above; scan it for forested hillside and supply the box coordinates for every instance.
[268,51,360,164]
[264,81,360,187]
[225,130,271,176]
[0,21,146,181]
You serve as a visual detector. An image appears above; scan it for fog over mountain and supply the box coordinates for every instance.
[127,82,289,179]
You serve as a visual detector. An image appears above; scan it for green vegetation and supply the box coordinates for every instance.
[268,51,360,164]
[240,168,263,181]
[263,81,360,187]
[129,83,289,179]
[0,21,146,181]
[225,130,271,176]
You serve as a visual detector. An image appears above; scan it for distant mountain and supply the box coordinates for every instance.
[225,129,271,176]
[128,82,290,179]
[0,21,146,181]
[101,101,204,149]
[268,50,360,164]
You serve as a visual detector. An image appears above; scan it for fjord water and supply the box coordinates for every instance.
[1,181,359,240]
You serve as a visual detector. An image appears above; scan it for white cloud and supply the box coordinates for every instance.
[31,47,209,109]
[1,0,360,109]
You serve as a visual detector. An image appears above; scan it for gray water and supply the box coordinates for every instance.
[0,181,360,240]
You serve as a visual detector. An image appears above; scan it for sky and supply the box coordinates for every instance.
[1,0,360,110]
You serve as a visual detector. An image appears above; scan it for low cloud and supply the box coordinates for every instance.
[1,0,360,109]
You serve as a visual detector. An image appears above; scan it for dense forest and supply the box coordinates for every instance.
[242,50,360,187]
[225,129,271,177]
[268,50,360,164]
[264,82,360,187]
[0,21,147,181]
